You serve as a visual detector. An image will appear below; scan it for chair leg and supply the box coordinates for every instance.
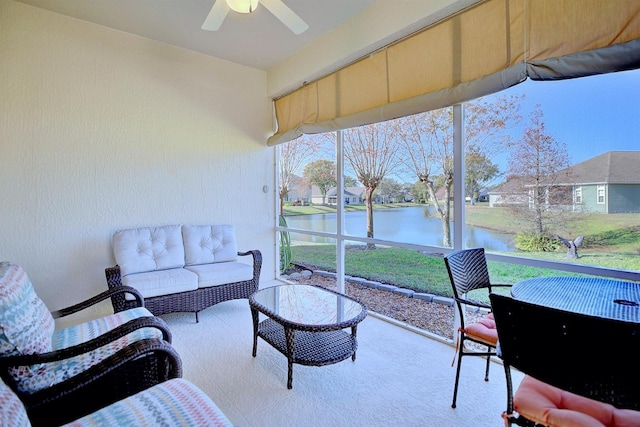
[452,340,464,408]
[484,346,492,381]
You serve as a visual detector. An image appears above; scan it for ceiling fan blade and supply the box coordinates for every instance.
[201,0,230,31]
[260,0,309,34]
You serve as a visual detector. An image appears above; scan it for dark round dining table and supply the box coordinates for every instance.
[511,276,640,322]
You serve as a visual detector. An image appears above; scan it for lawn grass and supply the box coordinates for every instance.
[285,202,639,300]
[291,244,586,300]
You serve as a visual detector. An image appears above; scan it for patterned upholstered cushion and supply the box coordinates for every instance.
[113,225,185,276]
[10,328,162,393]
[0,377,31,427]
[515,375,640,427]
[182,225,238,266]
[0,262,55,357]
[11,326,164,393]
[51,307,154,349]
[63,378,233,427]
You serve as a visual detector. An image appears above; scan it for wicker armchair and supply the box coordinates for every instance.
[490,293,640,426]
[443,248,512,408]
[0,262,181,426]
[2,376,231,427]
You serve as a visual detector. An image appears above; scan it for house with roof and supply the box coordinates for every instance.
[559,151,640,214]
[489,152,640,213]
[310,186,365,205]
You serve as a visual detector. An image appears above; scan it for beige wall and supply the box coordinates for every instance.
[0,0,275,314]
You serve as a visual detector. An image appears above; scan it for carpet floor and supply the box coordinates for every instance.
[163,281,523,427]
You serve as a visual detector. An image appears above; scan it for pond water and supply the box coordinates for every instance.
[285,206,515,251]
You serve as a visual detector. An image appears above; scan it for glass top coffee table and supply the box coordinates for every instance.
[249,284,367,389]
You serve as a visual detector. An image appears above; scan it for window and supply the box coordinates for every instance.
[277,70,640,341]
[597,185,606,204]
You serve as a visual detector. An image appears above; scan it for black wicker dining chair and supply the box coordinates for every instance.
[490,293,640,426]
[444,248,512,408]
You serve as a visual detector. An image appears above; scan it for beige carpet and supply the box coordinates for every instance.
[164,282,523,427]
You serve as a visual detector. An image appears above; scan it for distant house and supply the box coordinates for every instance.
[311,186,365,205]
[284,175,311,204]
[488,177,529,207]
[489,151,640,213]
[556,151,640,213]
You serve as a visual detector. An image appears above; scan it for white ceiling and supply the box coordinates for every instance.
[15,0,379,71]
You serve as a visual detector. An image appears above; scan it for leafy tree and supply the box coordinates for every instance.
[507,105,571,238]
[374,178,404,203]
[409,181,429,204]
[303,159,336,205]
[465,147,499,204]
[344,175,358,187]
[342,121,402,246]
[279,136,321,212]
[398,95,523,247]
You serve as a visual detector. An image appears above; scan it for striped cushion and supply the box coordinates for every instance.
[0,377,31,427]
[63,378,233,427]
[11,327,164,393]
[52,307,154,349]
[0,262,55,357]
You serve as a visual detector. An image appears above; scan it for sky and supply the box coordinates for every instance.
[495,68,640,168]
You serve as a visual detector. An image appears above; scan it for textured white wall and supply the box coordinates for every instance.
[0,0,275,314]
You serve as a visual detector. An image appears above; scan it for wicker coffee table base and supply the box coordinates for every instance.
[252,317,358,389]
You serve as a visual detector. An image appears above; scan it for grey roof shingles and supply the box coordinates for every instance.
[558,151,640,185]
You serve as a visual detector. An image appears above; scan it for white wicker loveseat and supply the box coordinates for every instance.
[105,224,261,322]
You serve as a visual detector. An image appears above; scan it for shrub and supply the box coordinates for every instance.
[515,232,559,252]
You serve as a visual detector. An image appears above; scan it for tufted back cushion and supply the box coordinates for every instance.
[113,225,185,276]
[0,377,31,427]
[182,225,238,266]
[0,262,54,357]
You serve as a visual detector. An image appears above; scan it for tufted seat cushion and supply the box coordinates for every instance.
[463,312,498,346]
[182,224,238,265]
[514,375,640,427]
[113,225,185,276]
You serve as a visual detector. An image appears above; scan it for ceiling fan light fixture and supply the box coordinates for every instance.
[226,0,259,14]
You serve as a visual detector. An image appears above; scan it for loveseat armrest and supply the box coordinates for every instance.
[51,285,144,319]
[238,249,262,284]
[106,265,142,313]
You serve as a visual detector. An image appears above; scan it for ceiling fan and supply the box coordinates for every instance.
[202,0,309,35]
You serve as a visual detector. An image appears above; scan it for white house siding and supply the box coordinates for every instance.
[0,0,274,314]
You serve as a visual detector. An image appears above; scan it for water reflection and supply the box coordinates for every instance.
[285,206,514,251]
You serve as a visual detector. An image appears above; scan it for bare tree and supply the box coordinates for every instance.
[278,136,321,212]
[398,95,523,247]
[342,121,403,246]
[507,105,571,236]
[398,108,455,246]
